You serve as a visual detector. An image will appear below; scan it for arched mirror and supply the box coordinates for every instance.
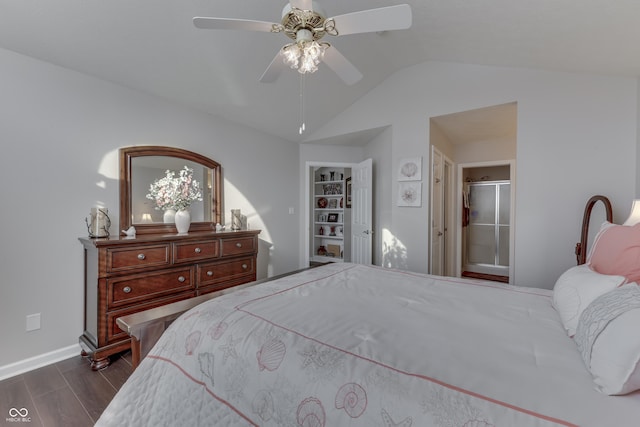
[119,146,222,235]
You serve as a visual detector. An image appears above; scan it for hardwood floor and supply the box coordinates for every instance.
[0,352,132,427]
[461,271,510,283]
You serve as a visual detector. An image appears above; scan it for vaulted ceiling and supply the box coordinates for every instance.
[1,1,639,143]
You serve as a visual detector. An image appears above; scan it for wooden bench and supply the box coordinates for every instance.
[116,269,310,369]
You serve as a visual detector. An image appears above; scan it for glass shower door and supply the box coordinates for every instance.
[465,181,510,276]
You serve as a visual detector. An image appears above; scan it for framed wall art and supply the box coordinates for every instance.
[397,182,422,207]
[398,157,422,181]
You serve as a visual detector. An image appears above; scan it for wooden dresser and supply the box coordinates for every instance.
[79,229,260,370]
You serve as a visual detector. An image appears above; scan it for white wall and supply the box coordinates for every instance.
[429,122,455,160]
[307,61,638,288]
[0,47,300,370]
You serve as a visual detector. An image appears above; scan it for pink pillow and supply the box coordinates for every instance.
[589,222,640,283]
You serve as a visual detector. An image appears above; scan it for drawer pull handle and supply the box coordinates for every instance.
[137,254,146,260]
[236,243,242,248]
[194,247,201,254]
[123,286,132,293]
[207,271,214,276]
[242,264,248,269]
[178,276,186,283]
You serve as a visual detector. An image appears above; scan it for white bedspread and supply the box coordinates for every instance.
[96,263,640,426]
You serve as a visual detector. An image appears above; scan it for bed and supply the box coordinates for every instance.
[96,260,640,427]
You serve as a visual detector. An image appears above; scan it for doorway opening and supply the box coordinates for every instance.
[304,160,373,268]
[429,102,517,283]
[461,164,511,282]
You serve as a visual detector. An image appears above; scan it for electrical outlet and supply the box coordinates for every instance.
[26,313,41,332]
[288,207,295,214]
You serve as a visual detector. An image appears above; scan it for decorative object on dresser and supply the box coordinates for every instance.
[146,165,203,234]
[231,209,244,230]
[79,146,261,370]
[121,226,136,237]
[85,207,111,238]
[174,209,191,234]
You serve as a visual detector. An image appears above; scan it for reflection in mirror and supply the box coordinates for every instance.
[131,157,212,224]
[120,146,222,235]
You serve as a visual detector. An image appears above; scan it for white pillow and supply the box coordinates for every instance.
[552,264,625,336]
[574,284,640,395]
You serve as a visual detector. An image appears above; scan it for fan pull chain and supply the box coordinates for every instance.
[299,73,306,134]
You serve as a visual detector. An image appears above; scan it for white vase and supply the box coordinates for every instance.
[163,208,176,223]
[175,209,191,234]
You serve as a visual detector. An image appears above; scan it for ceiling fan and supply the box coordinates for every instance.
[193,1,412,85]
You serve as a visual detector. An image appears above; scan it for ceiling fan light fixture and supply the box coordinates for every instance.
[281,39,329,74]
[299,41,328,74]
[282,43,301,69]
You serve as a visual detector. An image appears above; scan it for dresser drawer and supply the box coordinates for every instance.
[221,237,256,257]
[107,268,194,308]
[106,292,194,343]
[173,240,219,263]
[107,244,170,273]
[198,257,255,286]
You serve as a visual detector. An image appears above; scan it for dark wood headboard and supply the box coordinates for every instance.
[575,195,613,265]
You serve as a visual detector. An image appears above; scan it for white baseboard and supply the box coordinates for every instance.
[0,344,82,381]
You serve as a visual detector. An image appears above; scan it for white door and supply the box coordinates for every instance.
[351,158,373,264]
[430,146,444,275]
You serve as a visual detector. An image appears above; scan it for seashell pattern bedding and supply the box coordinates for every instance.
[96,263,640,426]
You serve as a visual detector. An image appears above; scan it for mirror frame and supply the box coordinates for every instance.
[119,146,222,235]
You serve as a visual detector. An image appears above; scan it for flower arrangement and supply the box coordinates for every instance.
[146,166,203,211]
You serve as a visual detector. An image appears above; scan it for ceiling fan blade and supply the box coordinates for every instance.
[193,17,276,32]
[330,4,412,36]
[259,50,286,83]
[289,0,313,11]
[321,46,363,85]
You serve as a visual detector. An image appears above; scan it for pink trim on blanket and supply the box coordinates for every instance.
[239,305,577,427]
[164,263,567,426]
[224,264,574,427]
[147,355,260,426]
